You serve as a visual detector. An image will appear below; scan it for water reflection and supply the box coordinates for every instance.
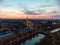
[20,34,45,45]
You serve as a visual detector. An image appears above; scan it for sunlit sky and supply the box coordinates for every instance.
[0,0,60,19]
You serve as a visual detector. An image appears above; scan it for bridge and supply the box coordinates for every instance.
[50,28,60,33]
[39,28,60,35]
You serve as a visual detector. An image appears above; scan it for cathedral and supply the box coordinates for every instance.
[25,17,33,27]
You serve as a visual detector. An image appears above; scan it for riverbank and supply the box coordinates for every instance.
[35,29,60,45]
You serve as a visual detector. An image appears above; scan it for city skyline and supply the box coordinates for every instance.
[0,0,60,19]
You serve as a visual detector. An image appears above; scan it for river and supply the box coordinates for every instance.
[20,34,45,45]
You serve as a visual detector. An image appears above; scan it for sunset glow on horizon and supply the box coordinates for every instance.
[0,0,60,19]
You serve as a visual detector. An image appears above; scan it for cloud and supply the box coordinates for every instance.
[22,6,59,15]
[23,10,40,15]
[0,6,24,13]
[0,4,60,19]
[23,8,46,15]
[51,15,60,19]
